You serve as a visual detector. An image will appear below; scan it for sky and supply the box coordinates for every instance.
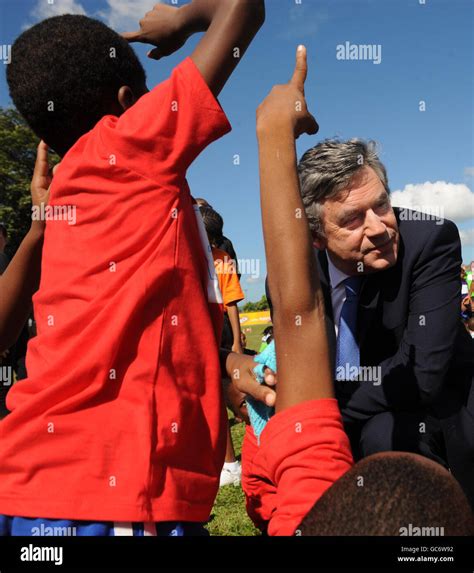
[0,0,473,302]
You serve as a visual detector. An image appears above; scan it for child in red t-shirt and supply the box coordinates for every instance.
[232,46,474,537]
[0,1,265,536]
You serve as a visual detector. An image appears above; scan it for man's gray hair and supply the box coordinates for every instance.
[298,139,390,237]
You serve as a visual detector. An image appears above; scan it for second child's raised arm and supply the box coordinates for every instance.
[256,47,333,413]
[0,142,52,352]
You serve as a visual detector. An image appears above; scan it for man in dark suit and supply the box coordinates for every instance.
[260,139,474,506]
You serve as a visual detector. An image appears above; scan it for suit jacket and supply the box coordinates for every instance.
[267,208,474,423]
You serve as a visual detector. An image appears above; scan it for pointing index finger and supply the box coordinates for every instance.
[121,30,143,43]
[290,44,308,92]
[33,141,50,179]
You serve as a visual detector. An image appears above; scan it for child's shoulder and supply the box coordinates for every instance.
[212,248,237,272]
[212,247,231,262]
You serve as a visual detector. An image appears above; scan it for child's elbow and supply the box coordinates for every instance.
[270,288,326,326]
[233,0,265,29]
[253,0,266,27]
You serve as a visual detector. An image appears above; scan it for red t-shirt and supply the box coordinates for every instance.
[0,58,231,522]
[242,399,354,535]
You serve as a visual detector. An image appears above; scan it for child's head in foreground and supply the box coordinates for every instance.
[7,15,148,157]
[298,452,474,536]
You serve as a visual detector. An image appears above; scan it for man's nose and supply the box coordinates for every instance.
[365,209,387,237]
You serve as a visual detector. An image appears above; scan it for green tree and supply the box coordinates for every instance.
[0,107,58,257]
[255,294,269,311]
[242,295,269,313]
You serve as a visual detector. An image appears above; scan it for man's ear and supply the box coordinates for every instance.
[117,86,139,112]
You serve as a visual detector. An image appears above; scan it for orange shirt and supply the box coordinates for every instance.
[212,248,244,311]
[0,58,230,523]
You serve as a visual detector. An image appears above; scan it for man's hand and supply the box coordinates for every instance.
[231,342,244,354]
[256,45,318,139]
[223,352,276,423]
[122,3,191,60]
[223,377,248,423]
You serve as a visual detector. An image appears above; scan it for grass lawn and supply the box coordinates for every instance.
[243,323,269,353]
[205,323,269,536]
[205,417,260,536]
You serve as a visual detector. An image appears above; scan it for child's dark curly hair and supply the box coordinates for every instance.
[7,15,147,155]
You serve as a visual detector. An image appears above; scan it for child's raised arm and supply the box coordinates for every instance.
[256,46,333,413]
[0,142,51,352]
[123,0,265,96]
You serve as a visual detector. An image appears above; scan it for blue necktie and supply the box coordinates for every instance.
[335,276,362,381]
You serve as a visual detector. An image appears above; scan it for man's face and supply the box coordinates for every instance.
[315,166,399,276]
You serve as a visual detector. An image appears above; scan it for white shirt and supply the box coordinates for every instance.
[325,252,351,336]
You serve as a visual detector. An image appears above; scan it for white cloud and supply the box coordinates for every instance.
[391,181,474,222]
[31,0,87,20]
[98,0,157,31]
[26,0,157,31]
[23,0,86,29]
[460,228,474,246]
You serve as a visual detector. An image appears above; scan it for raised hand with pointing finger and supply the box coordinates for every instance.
[223,47,321,426]
[122,1,265,96]
[255,44,334,415]
[30,141,58,231]
[256,45,319,139]
[122,3,190,60]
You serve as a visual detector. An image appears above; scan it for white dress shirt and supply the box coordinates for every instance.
[325,252,351,336]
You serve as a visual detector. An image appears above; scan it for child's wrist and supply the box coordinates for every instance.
[178,3,211,37]
[29,220,46,238]
[257,118,294,141]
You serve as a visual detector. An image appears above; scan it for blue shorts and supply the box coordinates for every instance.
[0,515,208,537]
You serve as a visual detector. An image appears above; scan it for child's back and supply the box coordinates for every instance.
[2,50,229,525]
